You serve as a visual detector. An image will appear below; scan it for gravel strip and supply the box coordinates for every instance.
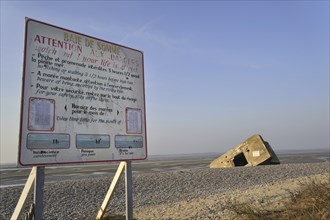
[1,162,329,220]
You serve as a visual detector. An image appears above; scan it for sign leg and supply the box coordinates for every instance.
[11,167,36,220]
[34,166,45,220]
[125,161,133,220]
[96,162,126,219]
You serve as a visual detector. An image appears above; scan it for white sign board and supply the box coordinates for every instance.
[18,18,147,166]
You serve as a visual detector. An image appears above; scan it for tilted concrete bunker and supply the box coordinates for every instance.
[210,134,280,168]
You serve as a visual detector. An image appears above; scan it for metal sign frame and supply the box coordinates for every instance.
[18,18,147,166]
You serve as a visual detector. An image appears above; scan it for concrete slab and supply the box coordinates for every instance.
[210,134,280,168]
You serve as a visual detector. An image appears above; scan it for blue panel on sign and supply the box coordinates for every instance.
[27,133,70,149]
[115,135,143,148]
[76,134,110,149]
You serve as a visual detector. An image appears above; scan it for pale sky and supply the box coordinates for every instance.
[1,1,329,164]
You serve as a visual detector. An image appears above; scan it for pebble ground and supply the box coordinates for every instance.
[0,162,329,220]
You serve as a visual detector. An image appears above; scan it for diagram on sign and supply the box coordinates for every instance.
[76,134,110,149]
[28,98,55,131]
[126,108,142,134]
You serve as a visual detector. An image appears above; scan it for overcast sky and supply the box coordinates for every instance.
[1,1,329,164]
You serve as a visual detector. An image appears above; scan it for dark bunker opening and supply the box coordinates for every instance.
[233,152,248,166]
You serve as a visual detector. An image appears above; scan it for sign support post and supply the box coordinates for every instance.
[125,161,133,220]
[96,161,133,220]
[34,166,45,220]
[11,166,45,220]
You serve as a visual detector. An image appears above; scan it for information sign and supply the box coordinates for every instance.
[18,18,147,166]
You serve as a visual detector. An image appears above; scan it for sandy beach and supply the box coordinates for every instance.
[133,172,329,220]
[0,152,329,220]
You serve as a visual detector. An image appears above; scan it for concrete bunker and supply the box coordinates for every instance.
[210,134,280,168]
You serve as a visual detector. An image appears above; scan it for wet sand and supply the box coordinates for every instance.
[1,149,329,188]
